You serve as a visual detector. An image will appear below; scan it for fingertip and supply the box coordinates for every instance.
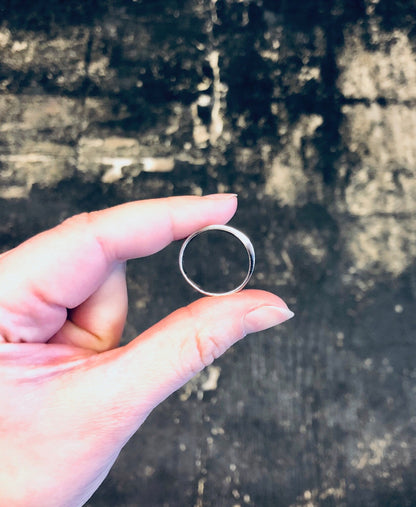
[239,288,291,311]
[201,193,238,220]
[203,193,238,201]
[162,194,238,242]
[190,289,290,315]
[243,305,294,335]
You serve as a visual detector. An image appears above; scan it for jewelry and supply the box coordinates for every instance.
[179,224,255,296]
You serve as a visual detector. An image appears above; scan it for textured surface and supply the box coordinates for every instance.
[0,1,415,506]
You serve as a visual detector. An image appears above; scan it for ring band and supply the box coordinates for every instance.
[179,224,255,296]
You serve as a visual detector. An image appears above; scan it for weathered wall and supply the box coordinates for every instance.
[0,1,415,506]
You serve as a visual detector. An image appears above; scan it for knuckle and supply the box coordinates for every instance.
[194,330,222,369]
[184,305,223,372]
[61,211,92,229]
[60,212,103,243]
[61,212,109,260]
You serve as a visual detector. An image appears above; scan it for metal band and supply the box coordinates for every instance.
[179,224,255,296]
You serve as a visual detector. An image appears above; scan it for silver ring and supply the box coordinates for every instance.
[179,224,255,296]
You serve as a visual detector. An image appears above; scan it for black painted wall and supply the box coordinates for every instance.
[0,1,415,505]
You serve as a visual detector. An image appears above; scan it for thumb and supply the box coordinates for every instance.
[85,290,293,434]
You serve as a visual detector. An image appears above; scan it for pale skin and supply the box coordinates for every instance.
[0,194,293,507]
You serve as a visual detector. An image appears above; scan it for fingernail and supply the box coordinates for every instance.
[243,306,295,334]
[204,193,238,200]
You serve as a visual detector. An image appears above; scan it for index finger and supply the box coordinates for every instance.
[0,194,237,326]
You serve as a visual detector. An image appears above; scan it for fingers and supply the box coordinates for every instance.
[1,194,237,308]
[48,263,128,352]
[0,194,237,343]
[85,290,294,430]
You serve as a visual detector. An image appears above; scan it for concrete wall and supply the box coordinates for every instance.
[0,1,415,505]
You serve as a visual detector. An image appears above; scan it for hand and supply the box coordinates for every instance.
[0,194,293,507]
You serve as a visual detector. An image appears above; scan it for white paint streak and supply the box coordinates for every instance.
[207,50,224,145]
[200,365,221,391]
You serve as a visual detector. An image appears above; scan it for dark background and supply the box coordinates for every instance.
[0,1,415,505]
